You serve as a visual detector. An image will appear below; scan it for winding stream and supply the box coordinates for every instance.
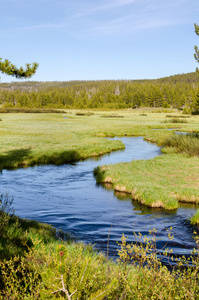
[0,137,198,262]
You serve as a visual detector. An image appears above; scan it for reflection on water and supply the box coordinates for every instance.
[0,137,198,262]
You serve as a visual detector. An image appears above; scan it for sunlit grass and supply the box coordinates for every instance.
[94,153,199,210]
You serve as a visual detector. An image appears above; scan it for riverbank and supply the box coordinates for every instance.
[1,212,199,299]
[94,153,199,211]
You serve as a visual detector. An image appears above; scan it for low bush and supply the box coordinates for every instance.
[1,221,199,299]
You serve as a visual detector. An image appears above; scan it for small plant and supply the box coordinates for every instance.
[116,229,199,299]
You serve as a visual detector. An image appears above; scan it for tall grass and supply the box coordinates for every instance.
[0,108,66,113]
[162,118,188,123]
[163,132,199,156]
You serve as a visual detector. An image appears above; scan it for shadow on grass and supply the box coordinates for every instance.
[0,148,81,170]
[0,148,33,170]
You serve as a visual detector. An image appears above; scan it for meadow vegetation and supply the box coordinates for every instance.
[0,108,199,298]
[94,153,199,210]
[1,196,199,299]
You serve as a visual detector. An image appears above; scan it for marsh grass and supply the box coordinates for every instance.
[100,114,124,118]
[191,210,199,224]
[0,108,66,113]
[163,132,199,157]
[76,112,94,116]
[162,118,188,123]
[94,153,199,210]
[166,115,191,118]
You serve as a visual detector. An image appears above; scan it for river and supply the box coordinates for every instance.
[0,137,198,262]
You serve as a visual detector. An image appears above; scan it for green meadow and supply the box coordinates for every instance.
[0,109,198,212]
[0,108,199,299]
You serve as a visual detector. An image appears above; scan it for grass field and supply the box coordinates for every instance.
[0,108,199,298]
[0,108,198,215]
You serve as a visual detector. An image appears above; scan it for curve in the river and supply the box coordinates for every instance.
[0,137,198,263]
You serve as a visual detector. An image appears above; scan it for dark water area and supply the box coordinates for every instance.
[0,137,198,263]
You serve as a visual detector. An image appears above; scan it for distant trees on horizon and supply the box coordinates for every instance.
[0,73,198,113]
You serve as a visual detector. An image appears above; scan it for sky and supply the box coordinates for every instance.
[0,0,199,83]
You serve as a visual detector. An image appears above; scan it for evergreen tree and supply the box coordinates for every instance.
[192,91,199,114]
[194,23,199,73]
[0,58,38,78]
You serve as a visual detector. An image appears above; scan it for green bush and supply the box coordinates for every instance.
[1,225,199,299]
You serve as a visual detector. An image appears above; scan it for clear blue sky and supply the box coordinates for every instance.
[0,0,199,83]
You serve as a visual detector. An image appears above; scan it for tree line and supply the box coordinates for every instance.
[0,73,198,112]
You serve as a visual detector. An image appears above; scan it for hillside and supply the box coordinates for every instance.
[0,72,198,110]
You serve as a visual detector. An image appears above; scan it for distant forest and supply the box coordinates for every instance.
[0,72,199,112]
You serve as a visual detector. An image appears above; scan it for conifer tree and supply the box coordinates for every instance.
[0,58,38,78]
[192,91,199,114]
[194,23,199,73]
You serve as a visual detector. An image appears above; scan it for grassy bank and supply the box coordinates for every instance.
[94,154,199,210]
[0,111,127,169]
[1,212,199,299]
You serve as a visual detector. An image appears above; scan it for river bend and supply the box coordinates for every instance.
[0,137,198,261]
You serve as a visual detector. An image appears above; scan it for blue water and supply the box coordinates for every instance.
[0,137,198,261]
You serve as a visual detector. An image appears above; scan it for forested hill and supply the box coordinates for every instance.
[0,72,199,111]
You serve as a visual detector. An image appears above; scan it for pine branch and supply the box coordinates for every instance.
[0,58,38,78]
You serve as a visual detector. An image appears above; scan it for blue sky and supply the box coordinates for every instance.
[0,0,199,82]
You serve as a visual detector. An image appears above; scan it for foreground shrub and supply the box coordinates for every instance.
[1,223,199,299]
